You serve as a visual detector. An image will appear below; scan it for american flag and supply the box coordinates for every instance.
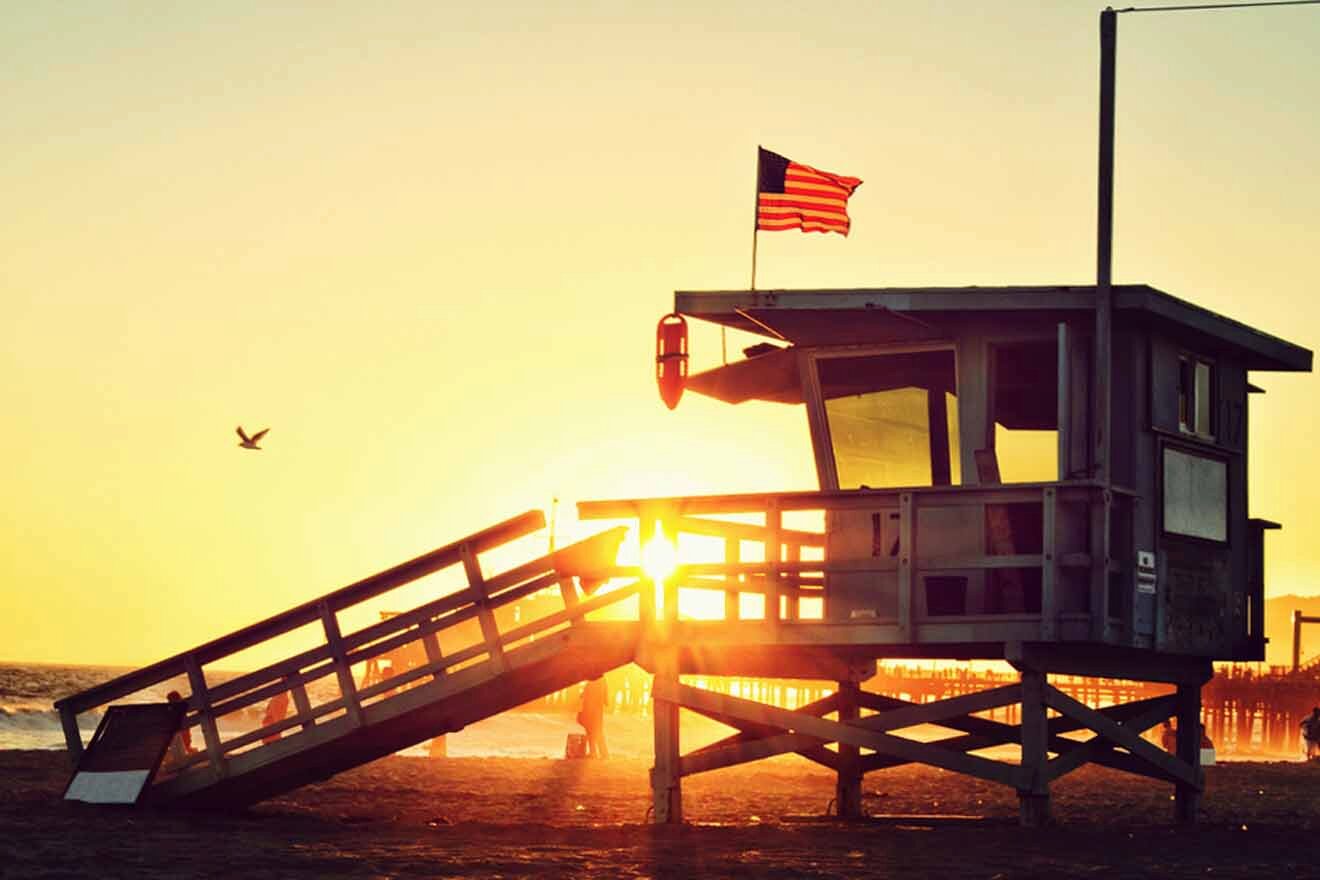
[756,147,862,236]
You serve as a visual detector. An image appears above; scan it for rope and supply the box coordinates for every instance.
[1117,0,1320,13]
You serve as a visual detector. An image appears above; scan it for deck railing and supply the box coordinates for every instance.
[581,481,1132,647]
[54,510,635,772]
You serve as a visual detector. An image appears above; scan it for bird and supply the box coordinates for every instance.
[236,426,269,450]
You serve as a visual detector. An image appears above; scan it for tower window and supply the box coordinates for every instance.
[1178,355,1214,439]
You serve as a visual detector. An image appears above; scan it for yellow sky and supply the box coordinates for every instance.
[3,2,1318,666]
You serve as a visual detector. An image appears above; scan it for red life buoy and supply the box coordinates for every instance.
[655,313,688,410]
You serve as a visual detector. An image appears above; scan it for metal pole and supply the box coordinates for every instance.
[751,145,761,291]
[1095,7,1117,485]
[1294,609,1303,672]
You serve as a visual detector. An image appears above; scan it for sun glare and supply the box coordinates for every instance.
[641,534,677,584]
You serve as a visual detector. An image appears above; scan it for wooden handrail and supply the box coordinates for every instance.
[578,482,1119,519]
[58,515,639,772]
[57,509,544,714]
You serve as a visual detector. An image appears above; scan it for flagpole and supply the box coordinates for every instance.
[751,145,761,291]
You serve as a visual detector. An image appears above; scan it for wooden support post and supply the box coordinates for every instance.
[785,543,800,622]
[1089,490,1112,641]
[558,576,581,626]
[651,648,682,824]
[1041,487,1058,641]
[184,655,229,779]
[661,515,679,628]
[319,600,366,729]
[420,624,448,682]
[1019,668,1050,826]
[60,707,84,761]
[1174,682,1203,824]
[898,493,914,642]
[835,680,863,819]
[639,517,657,626]
[461,542,507,672]
[724,537,740,622]
[1293,610,1303,672]
[289,676,315,732]
[765,503,782,629]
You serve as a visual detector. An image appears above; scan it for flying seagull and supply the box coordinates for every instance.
[236,426,269,450]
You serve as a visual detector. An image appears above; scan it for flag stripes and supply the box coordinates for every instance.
[756,147,862,236]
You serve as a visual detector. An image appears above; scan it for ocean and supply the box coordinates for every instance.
[0,661,663,758]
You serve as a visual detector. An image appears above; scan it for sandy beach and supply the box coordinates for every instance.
[6,749,1320,878]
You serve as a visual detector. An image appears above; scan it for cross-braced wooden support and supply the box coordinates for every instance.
[649,666,1206,827]
[835,680,863,819]
[650,647,682,824]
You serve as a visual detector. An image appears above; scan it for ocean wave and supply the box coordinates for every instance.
[0,703,101,731]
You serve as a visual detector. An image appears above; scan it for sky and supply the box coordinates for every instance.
[3,1,1318,666]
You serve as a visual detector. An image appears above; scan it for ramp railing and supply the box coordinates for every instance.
[55,510,635,781]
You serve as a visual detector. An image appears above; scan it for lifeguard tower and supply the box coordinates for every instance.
[54,282,1308,826]
[581,282,1310,826]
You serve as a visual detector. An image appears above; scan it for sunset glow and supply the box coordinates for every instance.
[2,3,1318,667]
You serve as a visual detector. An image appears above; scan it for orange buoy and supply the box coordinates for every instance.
[655,313,688,410]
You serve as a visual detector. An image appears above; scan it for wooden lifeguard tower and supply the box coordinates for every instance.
[54,283,1308,825]
[581,282,1310,827]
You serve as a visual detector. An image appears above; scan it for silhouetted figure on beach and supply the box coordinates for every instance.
[262,690,290,745]
[1160,719,1177,754]
[1301,707,1320,760]
[578,677,609,759]
[164,690,196,766]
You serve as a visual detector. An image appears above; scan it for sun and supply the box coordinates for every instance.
[641,534,677,585]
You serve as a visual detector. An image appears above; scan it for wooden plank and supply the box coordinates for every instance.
[1019,669,1049,824]
[557,577,580,627]
[835,680,862,818]
[660,514,680,627]
[289,678,315,732]
[462,542,507,673]
[659,681,1024,788]
[919,554,1043,571]
[1043,684,1197,788]
[319,601,365,730]
[676,515,823,548]
[680,730,835,776]
[898,492,913,642]
[420,623,447,682]
[679,691,842,774]
[1041,487,1058,640]
[208,661,335,720]
[681,690,838,743]
[639,518,656,624]
[855,683,1023,729]
[1006,642,1212,685]
[1175,683,1203,823]
[60,707,84,759]
[652,648,682,824]
[724,538,740,621]
[183,655,227,780]
[1044,694,1175,783]
[579,484,1120,522]
[784,544,800,622]
[56,509,546,717]
[205,645,336,708]
[1089,491,1112,640]
[669,559,898,577]
[766,503,782,628]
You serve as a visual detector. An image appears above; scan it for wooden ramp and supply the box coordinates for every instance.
[54,510,642,810]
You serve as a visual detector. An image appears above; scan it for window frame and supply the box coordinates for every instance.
[1177,352,1217,442]
[802,343,959,492]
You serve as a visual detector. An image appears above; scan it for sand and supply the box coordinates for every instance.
[5,749,1320,878]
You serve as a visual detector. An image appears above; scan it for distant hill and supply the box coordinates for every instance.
[1263,595,1320,668]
